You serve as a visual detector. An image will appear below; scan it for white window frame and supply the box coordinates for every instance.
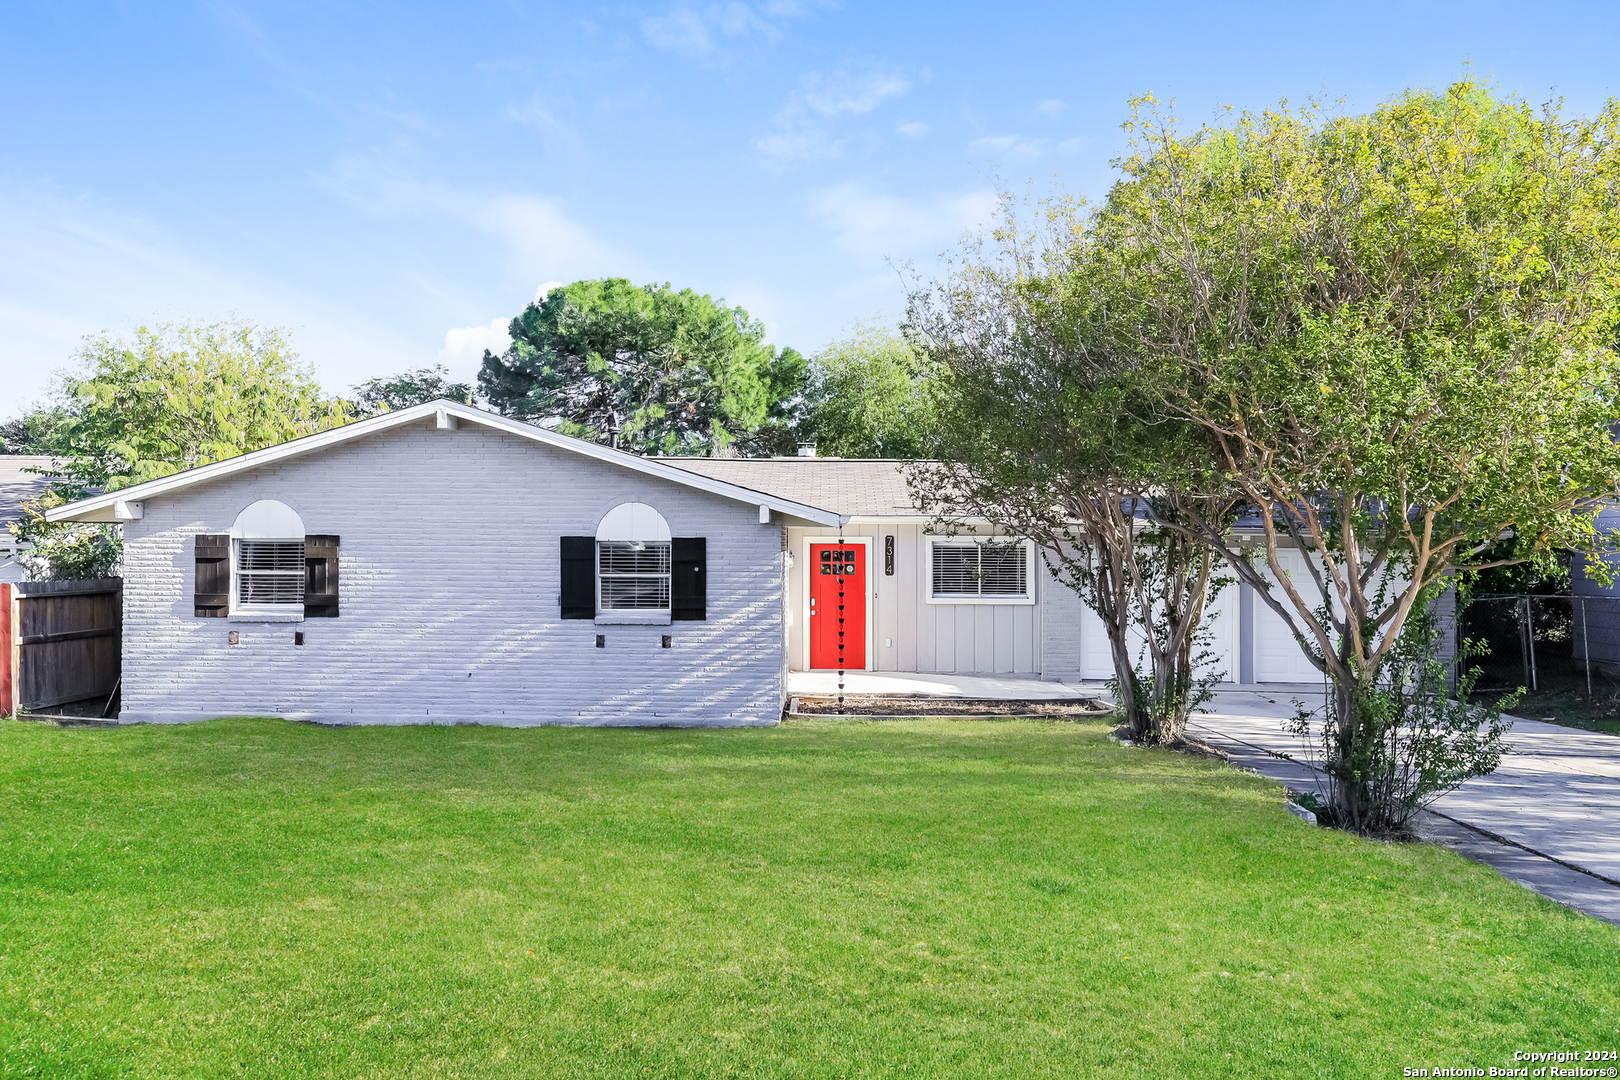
[232,537,306,618]
[595,539,673,616]
[799,535,875,672]
[226,499,308,622]
[924,536,1036,606]
[593,501,674,626]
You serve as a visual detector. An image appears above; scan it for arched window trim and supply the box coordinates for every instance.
[231,500,306,615]
[595,502,672,614]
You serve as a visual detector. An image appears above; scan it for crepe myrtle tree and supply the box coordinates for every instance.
[479,279,807,457]
[1088,82,1620,831]
[908,198,1239,745]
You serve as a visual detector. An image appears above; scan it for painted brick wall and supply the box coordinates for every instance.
[119,418,786,726]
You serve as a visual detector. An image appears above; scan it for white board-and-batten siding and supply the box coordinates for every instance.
[785,523,1042,675]
[118,418,787,726]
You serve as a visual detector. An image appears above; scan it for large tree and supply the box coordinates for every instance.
[49,320,350,493]
[0,405,74,455]
[803,323,935,458]
[1090,82,1620,831]
[910,203,1237,744]
[478,279,807,456]
[352,365,473,414]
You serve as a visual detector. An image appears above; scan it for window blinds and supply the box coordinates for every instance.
[931,542,1027,598]
[237,540,306,606]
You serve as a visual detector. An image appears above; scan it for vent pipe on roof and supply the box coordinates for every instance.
[797,444,817,458]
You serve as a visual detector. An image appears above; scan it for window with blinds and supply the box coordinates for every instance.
[598,541,672,610]
[237,539,306,607]
[930,541,1029,600]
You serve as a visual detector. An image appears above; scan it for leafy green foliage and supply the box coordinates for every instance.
[909,199,1237,743]
[1080,79,1620,827]
[6,491,122,581]
[50,320,350,492]
[1287,586,1517,836]
[2,718,1614,1077]
[351,365,472,414]
[803,323,935,457]
[0,406,74,456]
[478,279,807,456]
[1462,539,1572,596]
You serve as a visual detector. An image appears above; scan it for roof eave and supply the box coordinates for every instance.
[43,400,844,527]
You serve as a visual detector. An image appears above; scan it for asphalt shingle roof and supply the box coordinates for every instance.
[653,458,922,518]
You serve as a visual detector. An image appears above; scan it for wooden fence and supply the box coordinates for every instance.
[0,578,122,717]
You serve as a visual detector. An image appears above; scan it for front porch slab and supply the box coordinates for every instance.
[787,670,1104,700]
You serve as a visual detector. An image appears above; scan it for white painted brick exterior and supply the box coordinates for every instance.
[118,419,787,726]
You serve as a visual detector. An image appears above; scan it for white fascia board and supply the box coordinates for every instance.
[844,515,1011,528]
[844,515,936,525]
[45,399,845,527]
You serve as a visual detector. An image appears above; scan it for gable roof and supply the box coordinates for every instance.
[44,400,844,526]
[0,456,60,530]
[655,458,923,519]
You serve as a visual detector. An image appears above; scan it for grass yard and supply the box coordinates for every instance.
[1477,684,1620,736]
[1,717,1616,1079]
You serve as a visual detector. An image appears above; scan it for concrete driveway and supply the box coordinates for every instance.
[1189,687,1620,927]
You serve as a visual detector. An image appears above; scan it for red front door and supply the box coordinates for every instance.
[810,543,866,670]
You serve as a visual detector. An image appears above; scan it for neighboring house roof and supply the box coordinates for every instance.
[45,401,844,527]
[0,456,59,532]
[655,458,925,520]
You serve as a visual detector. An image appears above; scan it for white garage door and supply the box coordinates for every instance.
[1201,580,1239,683]
[1079,578,1239,683]
[1079,600,1142,681]
[1253,550,1328,683]
[1250,550,1410,683]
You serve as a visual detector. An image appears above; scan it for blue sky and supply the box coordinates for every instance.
[4,1,1619,417]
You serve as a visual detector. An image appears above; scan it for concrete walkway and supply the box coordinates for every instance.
[1188,687,1620,927]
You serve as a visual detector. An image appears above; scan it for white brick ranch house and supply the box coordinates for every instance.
[46,399,1340,727]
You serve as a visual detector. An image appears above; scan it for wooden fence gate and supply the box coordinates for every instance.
[0,578,122,717]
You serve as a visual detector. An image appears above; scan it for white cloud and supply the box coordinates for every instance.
[319,154,624,286]
[799,68,911,117]
[0,183,423,416]
[755,65,914,165]
[714,278,790,344]
[895,120,932,139]
[535,280,566,302]
[753,126,842,163]
[440,318,511,365]
[969,133,1050,159]
[642,2,778,64]
[1033,98,1068,120]
[505,93,572,138]
[808,180,996,259]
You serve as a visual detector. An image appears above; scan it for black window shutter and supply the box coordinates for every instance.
[672,537,706,621]
[194,534,230,617]
[560,536,595,619]
[304,535,340,617]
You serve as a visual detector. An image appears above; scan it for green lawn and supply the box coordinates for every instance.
[1478,685,1620,736]
[1,717,1615,1079]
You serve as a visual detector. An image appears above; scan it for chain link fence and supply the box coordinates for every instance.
[1458,593,1620,695]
